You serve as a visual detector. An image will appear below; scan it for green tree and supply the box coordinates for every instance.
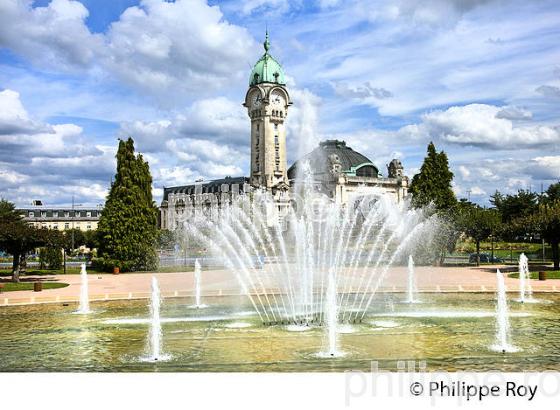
[456,201,502,266]
[45,229,64,269]
[543,182,560,203]
[490,189,538,223]
[516,201,560,270]
[97,138,158,272]
[409,142,456,210]
[0,199,46,282]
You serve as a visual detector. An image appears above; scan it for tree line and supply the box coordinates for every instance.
[410,142,560,269]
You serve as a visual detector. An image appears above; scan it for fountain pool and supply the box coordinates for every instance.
[1,292,559,372]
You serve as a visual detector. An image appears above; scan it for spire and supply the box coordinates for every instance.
[263,29,270,54]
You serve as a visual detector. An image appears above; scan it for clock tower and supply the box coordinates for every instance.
[244,31,291,192]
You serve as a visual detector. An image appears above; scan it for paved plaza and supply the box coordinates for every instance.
[1,264,558,307]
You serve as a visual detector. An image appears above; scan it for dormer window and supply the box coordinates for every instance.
[273,72,279,82]
[253,73,260,83]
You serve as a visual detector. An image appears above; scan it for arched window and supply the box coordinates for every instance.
[356,165,377,178]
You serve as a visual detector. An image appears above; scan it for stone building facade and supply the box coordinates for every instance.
[19,207,101,231]
[159,33,408,230]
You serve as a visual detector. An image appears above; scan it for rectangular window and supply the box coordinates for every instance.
[274,123,278,130]
[29,211,34,217]
[65,223,70,229]
[41,212,46,218]
[275,136,279,144]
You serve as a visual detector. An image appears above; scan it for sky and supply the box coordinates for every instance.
[0,0,559,208]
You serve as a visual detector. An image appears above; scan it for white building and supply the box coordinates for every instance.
[159,32,408,229]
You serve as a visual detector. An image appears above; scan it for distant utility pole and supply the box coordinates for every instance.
[466,189,472,202]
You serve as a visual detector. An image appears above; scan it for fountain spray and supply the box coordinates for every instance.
[492,269,517,353]
[518,253,533,303]
[406,255,417,304]
[194,259,202,308]
[148,276,163,361]
[76,263,91,314]
[325,269,339,357]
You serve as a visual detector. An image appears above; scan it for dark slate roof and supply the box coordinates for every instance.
[163,176,250,201]
[18,208,101,219]
[288,140,378,179]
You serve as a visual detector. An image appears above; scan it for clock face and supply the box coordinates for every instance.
[251,92,262,108]
[271,90,284,106]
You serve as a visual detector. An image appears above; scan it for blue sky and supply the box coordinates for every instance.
[0,0,559,207]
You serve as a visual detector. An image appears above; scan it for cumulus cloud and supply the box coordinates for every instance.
[0,89,52,135]
[238,0,290,15]
[526,156,560,180]
[495,105,532,120]
[104,0,257,95]
[0,88,114,205]
[116,95,251,190]
[400,104,560,148]
[536,85,560,98]
[0,0,257,97]
[0,0,102,69]
[452,155,560,202]
[119,96,248,153]
[365,0,497,27]
[333,82,393,100]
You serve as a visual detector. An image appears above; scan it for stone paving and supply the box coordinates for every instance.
[0,264,558,307]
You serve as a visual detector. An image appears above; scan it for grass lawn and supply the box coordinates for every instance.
[508,271,560,279]
[0,282,69,292]
[0,265,197,277]
[0,268,83,277]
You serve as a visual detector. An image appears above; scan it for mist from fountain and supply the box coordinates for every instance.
[406,255,418,304]
[492,269,518,353]
[76,263,91,314]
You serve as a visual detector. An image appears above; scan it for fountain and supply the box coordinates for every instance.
[406,255,418,304]
[75,263,91,314]
[491,269,517,353]
[181,185,434,330]
[325,269,339,356]
[190,259,207,308]
[518,253,534,303]
[143,276,169,362]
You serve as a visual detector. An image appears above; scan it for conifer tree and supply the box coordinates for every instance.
[97,138,158,271]
[409,142,456,210]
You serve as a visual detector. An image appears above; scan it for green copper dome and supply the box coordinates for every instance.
[249,31,285,86]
